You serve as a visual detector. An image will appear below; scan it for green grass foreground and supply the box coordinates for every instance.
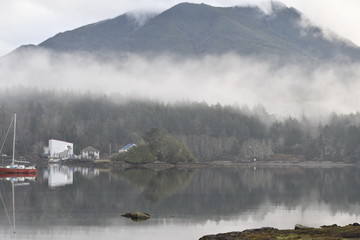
[199,224,360,240]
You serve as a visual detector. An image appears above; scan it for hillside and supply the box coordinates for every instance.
[0,89,359,162]
[9,2,360,60]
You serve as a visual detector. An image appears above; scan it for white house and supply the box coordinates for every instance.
[81,146,100,159]
[119,143,136,153]
[44,139,74,159]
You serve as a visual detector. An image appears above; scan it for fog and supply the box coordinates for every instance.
[1,50,360,117]
[125,10,158,27]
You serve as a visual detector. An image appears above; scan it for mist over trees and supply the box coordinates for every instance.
[1,88,360,162]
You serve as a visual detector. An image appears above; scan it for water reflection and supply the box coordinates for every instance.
[116,169,194,202]
[0,166,360,240]
[43,165,99,188]
[0,173,36,183]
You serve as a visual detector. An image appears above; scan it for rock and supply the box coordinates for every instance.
[199,232,245,240]
[321,224,338,228]
[121,212,150,221]
[201,228,277,240]
[294,224,312,230]
[243,227,277,234]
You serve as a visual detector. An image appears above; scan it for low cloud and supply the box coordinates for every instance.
[126,10,159,27]
[1,50,360,117]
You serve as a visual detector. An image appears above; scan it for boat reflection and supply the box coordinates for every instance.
[0,173,36,182]
[0,173,35,234]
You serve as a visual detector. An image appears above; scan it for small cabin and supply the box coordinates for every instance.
[119,143,136,153]
[81,146,100,159]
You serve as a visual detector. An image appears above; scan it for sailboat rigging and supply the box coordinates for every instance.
[0,114,36,174]
[0,177,33,234]
[11,179,15,233]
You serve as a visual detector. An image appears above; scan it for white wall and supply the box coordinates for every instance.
[49,139,73,158]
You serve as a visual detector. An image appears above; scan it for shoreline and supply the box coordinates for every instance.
[199,223,360,240]
[16,153,358,169]
[50,158,358,170]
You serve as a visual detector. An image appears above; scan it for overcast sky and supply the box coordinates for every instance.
[1,0,360,56]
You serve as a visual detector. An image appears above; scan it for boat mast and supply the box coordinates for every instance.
[12,114,16,166]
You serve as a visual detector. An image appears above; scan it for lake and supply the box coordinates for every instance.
[0,164,360,240]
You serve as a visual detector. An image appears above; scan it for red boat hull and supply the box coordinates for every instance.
[0,173,36,178]
[0,167,36,174]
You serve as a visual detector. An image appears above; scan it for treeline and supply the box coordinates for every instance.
[111,128,196,163]
[0,88,360,162]
[274,114,360,162]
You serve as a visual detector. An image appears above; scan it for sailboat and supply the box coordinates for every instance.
[0,114,36,174]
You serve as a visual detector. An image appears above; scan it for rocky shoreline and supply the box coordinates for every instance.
[199,224,360,240]
[56,158,356,171]
[30,152,359,170]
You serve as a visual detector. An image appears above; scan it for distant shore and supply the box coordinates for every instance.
[53,157,357,170]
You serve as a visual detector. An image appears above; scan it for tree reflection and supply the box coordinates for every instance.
[116,168,195,203]
[2,166,360,226]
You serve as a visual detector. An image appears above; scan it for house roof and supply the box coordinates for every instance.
[82,146,99,152]
[50,139,73,145]
[120,143,136,150]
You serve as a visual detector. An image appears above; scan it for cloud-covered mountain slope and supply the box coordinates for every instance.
[10,2,360,60]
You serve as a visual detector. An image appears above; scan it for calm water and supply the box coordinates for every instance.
[0,164,360,239]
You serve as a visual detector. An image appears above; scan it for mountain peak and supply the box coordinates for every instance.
[270,1,287,11]
[172,2,212,8]
[17,2,359,60]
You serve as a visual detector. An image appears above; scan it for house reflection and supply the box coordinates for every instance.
[44,165,73,188]
[43,164,99,188]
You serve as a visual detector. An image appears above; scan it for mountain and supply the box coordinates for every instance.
[10,2,360,60]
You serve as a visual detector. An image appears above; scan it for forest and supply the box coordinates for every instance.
[0,88,360,162]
